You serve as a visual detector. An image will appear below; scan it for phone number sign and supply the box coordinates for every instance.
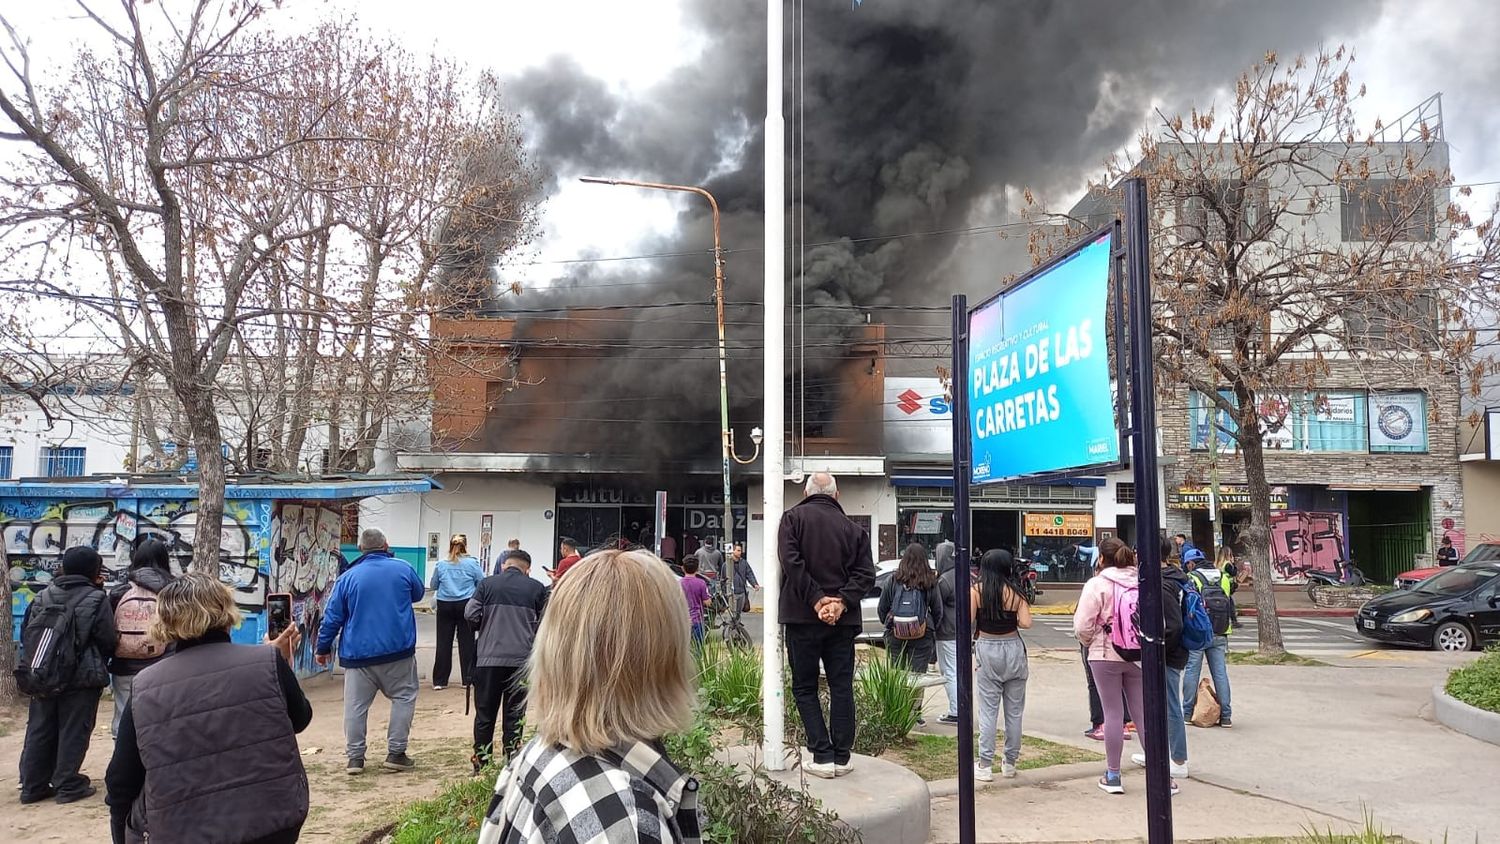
[1023,512,1095,538]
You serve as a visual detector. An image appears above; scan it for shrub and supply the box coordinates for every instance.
[1446,646,1500,714]
[852,651,921,756]
[697,639,763,720]
[388,773,493,844]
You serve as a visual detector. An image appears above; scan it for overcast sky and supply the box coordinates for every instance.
[311,0,1500,285]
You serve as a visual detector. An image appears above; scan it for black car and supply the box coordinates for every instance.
[1355,561,1500,652]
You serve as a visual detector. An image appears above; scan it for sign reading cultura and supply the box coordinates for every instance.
[968,232,1120,483]
[1167,485,1289,510]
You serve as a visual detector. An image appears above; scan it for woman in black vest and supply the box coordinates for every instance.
[105,572,311,844]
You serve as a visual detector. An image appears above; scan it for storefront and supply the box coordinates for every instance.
[554,480,748,561]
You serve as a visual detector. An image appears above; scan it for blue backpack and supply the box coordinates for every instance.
[1179,581,1215,652]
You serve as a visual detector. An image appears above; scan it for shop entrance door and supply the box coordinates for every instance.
[973,510,1019,557]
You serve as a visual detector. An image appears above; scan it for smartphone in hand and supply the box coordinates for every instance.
[266,593,293,639]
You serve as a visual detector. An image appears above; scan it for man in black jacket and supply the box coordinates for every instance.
[19,546,117,805]
[465,550,548,771]
[1132,538,1191,778]
[778,472,877,778]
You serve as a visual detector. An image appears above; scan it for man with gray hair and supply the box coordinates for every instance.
[778,472,876,778]
[316,527,426,775]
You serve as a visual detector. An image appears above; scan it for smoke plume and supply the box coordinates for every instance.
[495,0,1364,469]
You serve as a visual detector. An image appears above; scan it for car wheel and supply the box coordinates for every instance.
[1432,621,1473,652]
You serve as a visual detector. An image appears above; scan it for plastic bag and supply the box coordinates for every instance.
[1190,677,1222,727]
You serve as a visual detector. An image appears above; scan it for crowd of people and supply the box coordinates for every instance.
[14,471,1237,841]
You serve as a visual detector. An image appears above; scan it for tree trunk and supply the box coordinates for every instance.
[183,388,228,574]
[0,571,18,704]
[1236,401,1286,657]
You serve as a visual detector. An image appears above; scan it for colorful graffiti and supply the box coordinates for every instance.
[3,498,268,610]
[1270,510,1346,582]
[270,503,343,673]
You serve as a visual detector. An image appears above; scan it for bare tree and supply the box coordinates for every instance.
[1032,49,1500,655]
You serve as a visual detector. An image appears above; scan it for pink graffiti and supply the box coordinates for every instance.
[1269,511,1345,583]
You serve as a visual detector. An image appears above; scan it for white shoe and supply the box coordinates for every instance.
[432,684,446,691]
[974,763,994,783]
[834,761,853,777]
[806,760,837,779]
[1001,762,1017,779]
[1131,752,1189,778]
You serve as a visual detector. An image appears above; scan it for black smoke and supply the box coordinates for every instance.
[492,0,1364,468]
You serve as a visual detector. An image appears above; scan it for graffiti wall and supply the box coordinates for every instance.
[270,502,343,673]
[1269,510,1346,583]
[4,494,331,676]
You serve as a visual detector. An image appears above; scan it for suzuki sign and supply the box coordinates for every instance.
[884,377,953,457]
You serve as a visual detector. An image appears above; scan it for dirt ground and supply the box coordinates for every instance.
[0,674,482,843]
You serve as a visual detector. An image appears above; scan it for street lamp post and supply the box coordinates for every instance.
[580,177,751,568]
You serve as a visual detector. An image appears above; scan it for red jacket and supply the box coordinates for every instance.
[553,554,583,580]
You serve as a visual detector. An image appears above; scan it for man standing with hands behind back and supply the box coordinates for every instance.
[778,472,877,779]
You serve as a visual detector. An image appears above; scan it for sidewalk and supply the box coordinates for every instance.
[917,646,1496,843]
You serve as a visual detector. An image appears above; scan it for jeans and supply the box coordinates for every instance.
[473,665,528,764]
[20,687,100,800]
[1184,635,1232,719]
[344,656,419,761]
[976,637,1027,767]
[936,639,959,718]
[110,674,134,738]
[1165,665,1188,764]
[784,623,857,765]
[433,599,476,688]
[1089,660,1146,773]
[691,621,705,645]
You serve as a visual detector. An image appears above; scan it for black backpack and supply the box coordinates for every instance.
[1191,571,1236,636]
[889,581,929,640]
[15,587,93,698]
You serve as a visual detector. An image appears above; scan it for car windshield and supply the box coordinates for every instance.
[1414,566,1499,597]
[1462,543,1500,564]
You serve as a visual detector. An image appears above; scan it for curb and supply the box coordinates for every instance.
[1432,683,1500,746]
[926,760,1101,798]
[1238,608,1357,618]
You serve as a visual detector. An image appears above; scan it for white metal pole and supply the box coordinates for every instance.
[761,0,787,771]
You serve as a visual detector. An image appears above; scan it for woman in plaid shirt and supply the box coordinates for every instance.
[479,549,702,844]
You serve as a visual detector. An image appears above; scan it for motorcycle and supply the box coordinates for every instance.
[1304,562,1367,599]
[1018,561,1040,605]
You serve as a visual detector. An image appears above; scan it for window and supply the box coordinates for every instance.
[41,446,86,478]
[1345,291,1439,351]
[1301,392,1368,452]
[1115,482,1136,504]
[0,445,11,479]
[1341,180,1435,242]
[320,447,359,473]
[1368,391,1428,453]
[1181,179,1270,241]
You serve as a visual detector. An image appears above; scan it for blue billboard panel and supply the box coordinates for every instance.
[968,231,1119,483]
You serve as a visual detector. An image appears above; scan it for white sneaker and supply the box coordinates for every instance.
[806,760,837,779]
[834,761,854,777]
[1001,762,1017,779]
[1131,753,1189,778]
[974,763,994,783]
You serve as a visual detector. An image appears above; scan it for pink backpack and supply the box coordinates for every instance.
[114,583,163,660]
[1106,579,1142,662]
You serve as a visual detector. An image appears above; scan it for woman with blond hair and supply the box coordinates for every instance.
[105,572,309,844]
[478,549,701,843]
[430,533,485,690]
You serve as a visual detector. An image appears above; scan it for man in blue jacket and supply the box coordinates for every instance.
[316,527,425,775]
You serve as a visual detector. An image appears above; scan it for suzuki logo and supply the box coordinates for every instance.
[896,389,923,415]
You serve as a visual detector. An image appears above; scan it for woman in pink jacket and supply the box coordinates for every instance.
[1072,538,1177,796]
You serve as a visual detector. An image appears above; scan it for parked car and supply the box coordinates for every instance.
[1355,561,1500,652]
[859,559,901,644]
[1394,542,1500,589]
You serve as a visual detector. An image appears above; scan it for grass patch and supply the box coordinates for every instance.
[879,732,1101,781]
[1446,647,1500,713]
[388,772,495,844]
[1227,650,1327,666]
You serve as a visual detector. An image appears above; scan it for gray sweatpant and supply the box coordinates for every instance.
[976,636,1028,768]
[344,656,419,761]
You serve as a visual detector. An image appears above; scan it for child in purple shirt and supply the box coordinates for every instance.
[680,557,711,644]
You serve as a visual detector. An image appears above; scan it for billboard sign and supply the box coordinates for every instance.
[884,376,953,456]
[968,230,1120,483]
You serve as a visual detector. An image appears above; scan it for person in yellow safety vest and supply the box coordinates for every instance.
[1182,549,1235,728]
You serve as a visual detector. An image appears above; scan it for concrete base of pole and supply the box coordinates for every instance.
[719,746,930,844]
